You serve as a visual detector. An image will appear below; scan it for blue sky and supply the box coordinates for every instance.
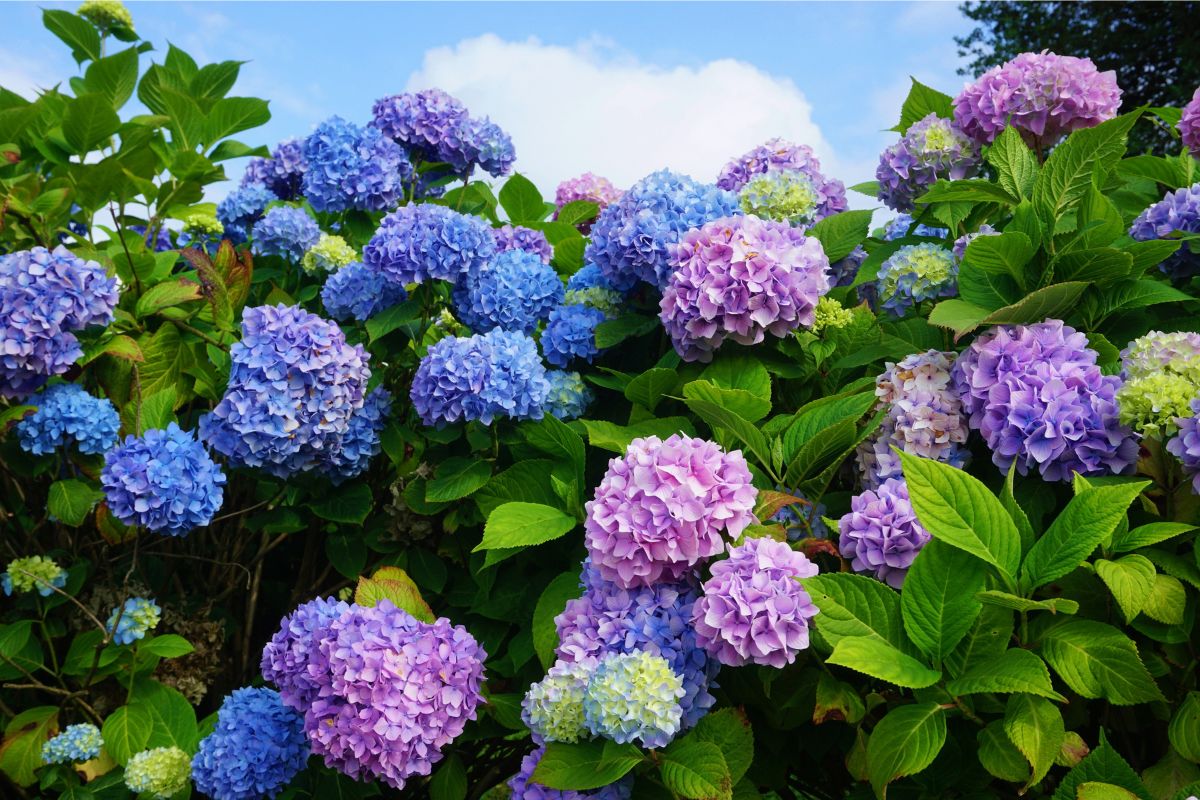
[3,2,977,205]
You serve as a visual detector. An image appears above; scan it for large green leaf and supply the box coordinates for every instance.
[43,9,101,64]
[807,209,874,263]
[900,540,986,661]
[580,417,694,454]
[661,739,733,800]
[532,573,581,669]
[803,573,907,650]
[475,502,577,551]
[101,704,153,765]
[499,174,547,224]
[893,78,954,133]
[682,380,772,468]
[204,96,271,147]
[310,483,373,525]
[1170,692,1200,764]
[426,458,492,503]
[945,604,1013,678]
[866,703,946,798]
[1037,619,1165,705]
[827,637,941,689]
[1004,693,1064,789]
[1033,112,1141,220]
[84,47,140,109]
[532,740,643,791]
[63,93,121,153]
[624,368,680,411]
[1052,733,1152,800]
[987,126,1039,200]
[692,709,754,784]
[977,720,1031,783]
[0,707,58,787]
[946,647,1065,701]
[1095,555,1157,623]
[47,478,102,527]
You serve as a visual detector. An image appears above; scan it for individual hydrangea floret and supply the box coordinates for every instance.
[838,478,930,588]
[363,203,496,287]
[217,184,278,245]
[302,600,486,789]
[251,206,321,261]
[1116,331,1200,436]
[452,248,564,333]
[660,215,831,362]
[42,723,103,764]
[583,650,684,749]
[1168,398,1200,494]
[1183,87,1200,159]
[106,597,161,645]
[692,537,820,668]
[411,328,548,426]
[321,261,408,323]
[952,224,1000,260]
[545,370,594,420]
[738,170,821,226]
[953,50,1121,147]
[952,320,1138,481]
[301,233,357,275]
[1,556,67,597]
[508,746,632,800]
[493,224,553,263]
[17,383,119,455]
[101,423,226,536]
[261,596,351,711]
[716,139,848,219]
[301,116,411,213]
[1128,183,1200,281]
[876,243,958,316]
[543,304,607,369]
[319,387,392,484]
[522,658,596,744]
[555,173,622,232]
[881,213,948,241]
[877,113,982,212]
[124,747,191,800]
[585,170,740,291]
[191,687,310,800]
[241,138,308,201]
[772,490,830,541]
[585,434,757,588]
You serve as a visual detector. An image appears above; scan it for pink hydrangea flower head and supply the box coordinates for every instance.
[1181,86,1200,159]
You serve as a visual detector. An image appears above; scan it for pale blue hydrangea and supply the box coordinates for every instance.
[321,261,408,322]
[301,116,412,212]
[882,213,947,241]
[363,203,496,287]
[217,184,278,245]
[106,597,161,645]
[17,383,119,455]
[542,304,606,368]
[522,658,596,744]
[41,724,103,764]
[583,650,684,748]
[876,243,958,316]
[251,207,321,261]
[452,249,563,333]
[124,746,192,799]
[545,371,593,420]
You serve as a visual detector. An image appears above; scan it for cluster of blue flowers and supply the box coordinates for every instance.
[321,261,408,322]
[241,138,308,200]
[301,116,412,213]
[564,263,625,313]
[1129,183,1200,281]
[876,243,959,315]
[545,370,594,420]
[251,206,321,261]
[452,249,564,333]
[882,213,948,241]
[41,724,103,765]
[17,383,119,455]
[217,184,278,245]
[542,303,607,368]
[364,203,496,286]
[322,387,393,484]
[493,224,553,263]
[106,597,161,645]
[371,88,515,177]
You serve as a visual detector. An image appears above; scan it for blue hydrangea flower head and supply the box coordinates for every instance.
[583,650,684,748]
[452,248,564,333]
[106,597,161,645]
[542,304,606,368]
[1129,183,1200,281]
[876,243,958,316]
[42,723,103,764]
[522,658,596,744]
[881,213,948,241]
[251,206,321,261]
[125,746,191,799]
[322,261,408,322]
[371,89,471,164]
[565,264,625,315]
[302,116,412,213]
[2,556,67,596]
[566,263,616,293]
[192,687,309,800]
[466,116,516,177]
[545,370,593,420]
[17,383,119,455]
[241,138,308,201]
[363,203,496,286]
[301,233,357,275]
[101,423,226,536]
[217,184,278,245]
[320,387,392,484]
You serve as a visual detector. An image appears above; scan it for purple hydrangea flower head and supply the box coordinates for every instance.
[953,51,1122,148]
[372,89,469,163]
[301,116,411,213]
[41,724,102,765]
[584,434,757,588]
[242,138,308,201]
[319,387,391,484]
[583,650,684,748]
[882,213,948,241]
[494,224,553,263]
[542,304,606,368]
[877,113,982,212]
[508,746,632,800]
[101,424,226,537]
[321,261,408,322]
[857,350,970,488]
[1128,183,1200,281]
[953,224,1000,260]
[217,184,278,245]
[1183,87,1200,159]
[660,215,831,362]
[363,203,496,287]
[1168,398,1200,494]
[452,248,564,333]
[952,320,1138,481]
[106,597,161,645]
[876,243,958,316]
[251,207,321,261]
[410,328,548,426]
[555,173,622,232]
[716,139,846,209]
[199,305,372,478]
[465,116,516,176]
[691,536,820,668]
[838,478,930,588]
[772,490,829,541]
[522,658,596,744]
[0,245,119,398]
[302,600,486,789]
[192,687,309,800]
[585,170,740,291]
[545,370,593,421]
[17,383,119,455]
[261,596,351,711]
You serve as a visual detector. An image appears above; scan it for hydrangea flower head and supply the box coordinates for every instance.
[191,687,310,800]
[452,248,563,333]
[882,213,948,241]
[1128,184,1200,281]
[661,215,830,362]
[217,184,278,245]
[42,723,103,764]
[508,746,632,800]
[952,320,1137,481]
[545,370,593,420]
[319,387,391,483]
[106,597,161,645]
[583,650,684,748]
[692,537,820,667]
[542,304,607,368]
[811,296,854,334]
[1116,330,1200,435]
[738,170,821,225]
[952,224,1000,260]
[364,203,496,286]
[178,210,224,253]
[371,90,515,177]
[522,658,596,744]
[772,490,829,540]
[78,0,133,31]
[555,173,622,231]
[1183,87,1200,159]
[838,478,930,588]
[877,113,981,212]
[493,224,553,263]
[1,556,67,597]
[301,233,357,275]
[585,434,756,587]
[251,206,321,261]
[586,170,739,291]
[464,116,516,176]
[1168,398,1200,494]
[241,138,307,201]
[301,116,411,212]
[124,747,191,799]
[321,261,408,322]
[876,243,958,316]
[829,245,867,288]
[261,596,351,710]
[101,423,226,536]
[17,383,119,455]
[716,139,847,215]
[953,51,1121,147]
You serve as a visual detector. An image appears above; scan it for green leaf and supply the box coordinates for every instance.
[1054,248,1133,284]
[102,704,153,765]
[661,739,733,800]
[917,179,1017,206]
[191,61,243,101]
[1170,692,1200,764]
[946,647,1065,701]
[685,379,770,423]
[47,478,102,527]
[139,387,177,431]
[977,720,1031,783]
[43,9,101,64]
[1002,462,1036,555]
[784,418,857,486]
[0,622,33,661]
[1077,784,1141,800]
[310,483,373,525]
[814,672,866,725]
[499,174,546,224]
[783,391,877,459]
[365,297,420,341]
[521,415,586,487]
[1112,522,1195,554]
[135,278,203,318]
[927,298,990,336]
[1101,278,1193,314]
[961,231,1034,290]
[807,210,874,263]
[556,200,599,226]
[1033,112,1140,221]
[209,139,269,162]
[533,740,643,791]
[1116,154,1188,189]
[804,573,906,650]
[898,450,1021,582]
[475,502,577,551]
[63,94,121,153]
[138,634,194,659]
[982,281,1092,328]
[426,458,492,503]
[580,417,694,454]
[1053,733,1152,800]
[945,605,1013,678]
[701,354,771,400]
[893,78,954,133]
[1038,619,1165,705]
[0,707,58,787]
[624,368,679,411]
[692,709,754,784]
[204,97,271,147]
[1095,555,1157,622]
[595,314,659,348]
[430,754,468,800]
[976,590,1079,616]
[901,540,986,661]
[325,533,367,579]
[866,703,947,798]
[682,380,772,467]
[84,47,140,109]
[533,573,581,669]
[1143,574,1186,625]
[1004,693,1064,789]
[354,567,434,622]
[130,679,198,753]
[828,637,941,688]
[987,126,1039,200]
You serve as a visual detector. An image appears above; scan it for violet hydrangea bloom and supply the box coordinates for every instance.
[261,596,351,711]
[320,387,391,484]
[1183,87,1200,159]
[876,113,981,212]
[101,424,226,537]
[876,243,958,316]
[692,537,820,668]
[660,215,830,362]
[1128,183,1200,281]
[452,248,564,333]
[17,383,119,455]
[584,434,757,588]
[371,89,515,177]
[217,184,278,245]
[251,206,321,261]
[838,477,930,588]
[321,261,408,322]
[364,203,496,287]
[952,320,1138,481]
[493,224,553,263]
[1167,398,1200,494]
[953,51,1122,148]
[542,304,607,368]
[508,746,632,800]
[241,138,308,201]
[716,139,848,221]
[952,224,999,260]
[301,116,411,213]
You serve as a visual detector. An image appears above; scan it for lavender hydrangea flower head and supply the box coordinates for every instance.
[661,215,831,362]
[464,116,516,176]
[364,203,496,287]
[101,424,226,537]
[882,213,948,241]
[772,491,830,541]
[217,184,278,245]
[1183,87,1200,159]
[542,304,607,369]
[42,724,103,765]
[261,596,351,711]
[555,173,623,232]
[838,478,930,588]
[583,650,684,748]
[522,658,596,744]
[452,248,564,333]
[1,556,66,597]
[1167,398,1200,494]
[953,51,1122,148]
[1116,331,1200,435]
[692,537,820,668]
[586,170,740,291]
[585,434,757,588]
[508,746,632,800]
[17,383,118,455]
[191,687,310,800]
[322,261,408,322]
[856,351,970,488]
[301,233,357,275]
[251,206,321,261]
[716,139,846,209]
[952,224,999,260]
[876,113,982,212]
[494,224,553,263]
[106,597,161,645]
[124,747,191,799]
[372,89,469,162]
[320,387,391,484]
[411,328,548,426]
[241,138,308,200]
[302,600,486,789]
[1,245,119,398]
[876,243,958,316]
[301,116,411,213]
[1128,184,1200,281]
[545,370,593,420]
[952,320,1138,481]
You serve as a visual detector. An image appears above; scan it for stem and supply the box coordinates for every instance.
[165,317,229,351]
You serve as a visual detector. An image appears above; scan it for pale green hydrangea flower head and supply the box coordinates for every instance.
[582,650,684,749]
[124,746,191,799]
[77,0,134,32]
[181,211,223,237]
[1117,373,1200,436]
[738,171,820,226]
[301,233,357,274]
[522,658,594,743]
[565,286,623,317]
[2,556,67,596]
[812,296,854,333]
